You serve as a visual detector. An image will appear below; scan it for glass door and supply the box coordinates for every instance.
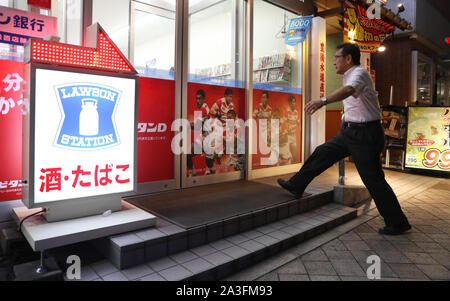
[183,0,246,187]
[92,0,307,192]
[129,0,180,193]
[249,0,304,179]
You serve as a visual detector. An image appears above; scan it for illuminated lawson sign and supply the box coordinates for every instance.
[54,83,122,150]
[32,69,136,204]
[22,23,138,220]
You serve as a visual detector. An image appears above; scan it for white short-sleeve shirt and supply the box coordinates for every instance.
[342,65,381,123]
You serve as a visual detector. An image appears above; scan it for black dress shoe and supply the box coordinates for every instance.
[277,179,303,198]
[378,224,412,235]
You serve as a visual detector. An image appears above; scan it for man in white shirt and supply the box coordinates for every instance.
[278,43,410,235]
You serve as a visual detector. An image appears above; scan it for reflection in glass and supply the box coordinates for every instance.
[252,0,303,170]
[417,53,434,105]
[189,0,239,83]
[253,0,302,89]
[93,0,130,57]
[133,2,175,79]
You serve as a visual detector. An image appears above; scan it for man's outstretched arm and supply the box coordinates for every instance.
[304,85,355,115]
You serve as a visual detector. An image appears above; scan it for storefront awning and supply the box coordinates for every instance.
[356,0,412,31]
[316,0,412,31]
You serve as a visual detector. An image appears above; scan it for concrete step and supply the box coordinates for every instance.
[98,203,357,281]
[1,227,26,256]
[92,192,334,270]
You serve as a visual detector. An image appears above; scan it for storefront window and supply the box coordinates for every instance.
[57,0,82,45]
[133,0,175,79]
[93,0,130,58]
[189,0,244,82]
[13,0,27,10]
[130,1,177,188]
[416,53,434,105]
[186,0,246,178]
[253,0,302,88]
[252,0,303,170]
[437,63,450,106]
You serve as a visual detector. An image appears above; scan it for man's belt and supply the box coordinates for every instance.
[343,120,381,127]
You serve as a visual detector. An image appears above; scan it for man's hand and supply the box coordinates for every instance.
[304,100,324,115]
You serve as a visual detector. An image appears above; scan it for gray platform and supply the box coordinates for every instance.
[13,201,156,252]
[80,202,357,281]
[127,180,311,229]
[93,191,337,270]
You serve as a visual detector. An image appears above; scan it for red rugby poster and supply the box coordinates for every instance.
[187,83,245,177]
[252,89,302,170]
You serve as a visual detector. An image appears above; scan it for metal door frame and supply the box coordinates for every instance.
[82,0,311,191]
[181,0,246,188]
[246,0,309,180]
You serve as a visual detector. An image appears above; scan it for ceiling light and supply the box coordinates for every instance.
[397,3,405,15]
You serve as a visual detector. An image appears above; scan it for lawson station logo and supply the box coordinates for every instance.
[53,83,122,150]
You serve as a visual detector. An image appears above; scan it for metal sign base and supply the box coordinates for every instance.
[43,196,122,222]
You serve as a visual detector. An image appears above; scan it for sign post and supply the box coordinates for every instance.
[22,23,139,222]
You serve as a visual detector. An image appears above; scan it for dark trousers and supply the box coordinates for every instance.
[289,121,409,227]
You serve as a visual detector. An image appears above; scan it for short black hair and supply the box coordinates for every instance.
[337,43,361,65]
[224,88,233,96]
[262,91,269,98]
[196,89,205,98]
[288,95,296,103]
[227,109,236,117]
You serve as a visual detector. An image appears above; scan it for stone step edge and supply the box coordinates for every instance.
[93,192,335,269]
[123,205,357,281]
[125,205,357,281]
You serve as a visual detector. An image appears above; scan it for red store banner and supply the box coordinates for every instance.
[138,76,175,183]
[0,59,24,202]
[27,0,52,10]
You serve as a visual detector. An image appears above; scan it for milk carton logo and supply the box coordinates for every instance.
[54,83,121,150]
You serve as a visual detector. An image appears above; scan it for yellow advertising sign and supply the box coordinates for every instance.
[344,1,395,53]
[405,107,450,172]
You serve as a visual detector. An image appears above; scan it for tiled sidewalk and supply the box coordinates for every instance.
[54,163,448,281]
[254,173,450,281]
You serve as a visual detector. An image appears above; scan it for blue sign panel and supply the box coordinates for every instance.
[53,83,122,150]
[285,16,312,46]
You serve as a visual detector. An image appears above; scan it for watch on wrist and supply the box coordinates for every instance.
[321,97,328,106]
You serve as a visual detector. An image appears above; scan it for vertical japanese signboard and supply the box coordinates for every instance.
[405,107,450,172]
[319,42,325,99]
[22,24,138,219]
